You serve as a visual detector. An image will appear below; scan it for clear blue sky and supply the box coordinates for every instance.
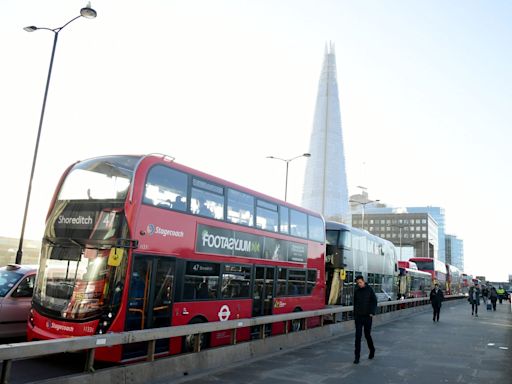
[1,1,511,281]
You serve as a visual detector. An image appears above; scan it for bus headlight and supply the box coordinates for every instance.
[28,308,35,328]
[96,312,114,334]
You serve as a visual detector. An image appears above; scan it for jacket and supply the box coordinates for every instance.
[353,283,378,317]
[430,287,444,307]
[468,286,481,305]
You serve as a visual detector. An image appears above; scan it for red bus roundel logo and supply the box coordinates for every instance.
[218,305,231,322]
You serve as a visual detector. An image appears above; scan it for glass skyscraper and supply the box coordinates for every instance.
[301,43,349,223]
[445,234,464,271]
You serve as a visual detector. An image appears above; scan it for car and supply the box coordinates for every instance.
[0,264,38,338]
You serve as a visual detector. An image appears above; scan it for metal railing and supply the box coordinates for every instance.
[0,295,463,384]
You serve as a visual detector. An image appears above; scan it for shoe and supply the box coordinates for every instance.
[369,349,375,359]
[353,358,360,364]
[475,314,478,317]
[471,312,473,316]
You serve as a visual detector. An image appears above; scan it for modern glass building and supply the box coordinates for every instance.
[301,43,350,223]
[445,234,464,271]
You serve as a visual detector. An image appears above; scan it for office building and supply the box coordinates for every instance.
[352,211,439,261]
[445,234,464,271]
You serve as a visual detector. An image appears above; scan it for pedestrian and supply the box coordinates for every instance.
[468,283,481,317]
[429,283,444,322]
[481,285,489,306]
[352,275,377,364]
[496,286,506,304]
[490,286,498,311]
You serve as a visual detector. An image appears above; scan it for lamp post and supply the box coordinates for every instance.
[266,153,310,201]
[390,224,406,261]
[15,3,97,265]
[425,238,434,258]
[349,199,380,231]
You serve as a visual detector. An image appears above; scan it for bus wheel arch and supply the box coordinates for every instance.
[183,316,210,352]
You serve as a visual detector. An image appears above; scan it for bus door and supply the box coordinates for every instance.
[251,266,275,338]
[123,254,175,359]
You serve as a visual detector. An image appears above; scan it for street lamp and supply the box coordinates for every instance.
[349,198,380,231]
[15,3,97,265]
[390,224,406,261]
[266,153,311,201]
[425,238,434,258]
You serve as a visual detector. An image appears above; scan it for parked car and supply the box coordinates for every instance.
[0,264,38,338]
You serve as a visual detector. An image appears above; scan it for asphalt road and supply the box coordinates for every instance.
[176,300,512,384]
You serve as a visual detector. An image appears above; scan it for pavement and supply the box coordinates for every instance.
[176,300,512,384]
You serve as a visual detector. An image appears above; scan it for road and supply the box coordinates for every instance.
[176,300,512,384]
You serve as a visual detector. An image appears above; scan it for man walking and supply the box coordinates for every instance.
[469,283,481,317]
[490,286,498,311]
[496,286,506,304]
[430,283,444,322]
[353,275,377,364]
[481,285,489,306]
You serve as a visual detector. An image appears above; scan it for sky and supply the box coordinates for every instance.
[1,1,511,281]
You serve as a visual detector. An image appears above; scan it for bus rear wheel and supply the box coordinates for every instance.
[291,308,302,332]
[183,317,209,353]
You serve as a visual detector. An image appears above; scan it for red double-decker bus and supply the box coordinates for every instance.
[446,264,462,295]
[397,261,432,299]
[27,154,325,362]
[409,257,447,291]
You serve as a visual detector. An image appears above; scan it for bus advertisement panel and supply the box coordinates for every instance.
[27,155,325,362]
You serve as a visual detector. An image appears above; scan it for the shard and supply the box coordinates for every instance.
[301,43,350,223]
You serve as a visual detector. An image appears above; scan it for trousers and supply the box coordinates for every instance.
[432,304,441,321]
[355,315,375,358]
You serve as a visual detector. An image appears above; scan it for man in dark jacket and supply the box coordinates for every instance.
[469,283,481,316]
[429,283,444,322]
[353,275,377,364]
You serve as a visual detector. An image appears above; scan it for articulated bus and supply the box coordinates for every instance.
[397,261,432,299]
[409,257,447,290]
[27,154,326,362]
[325,222,397,306]
[446,264,462,295]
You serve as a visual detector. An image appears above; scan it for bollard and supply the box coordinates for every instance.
[193,334,201,353]
[259,325,266,339]
[84,349,95,373]
[147,340,156,362]
[1,360,12,384]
